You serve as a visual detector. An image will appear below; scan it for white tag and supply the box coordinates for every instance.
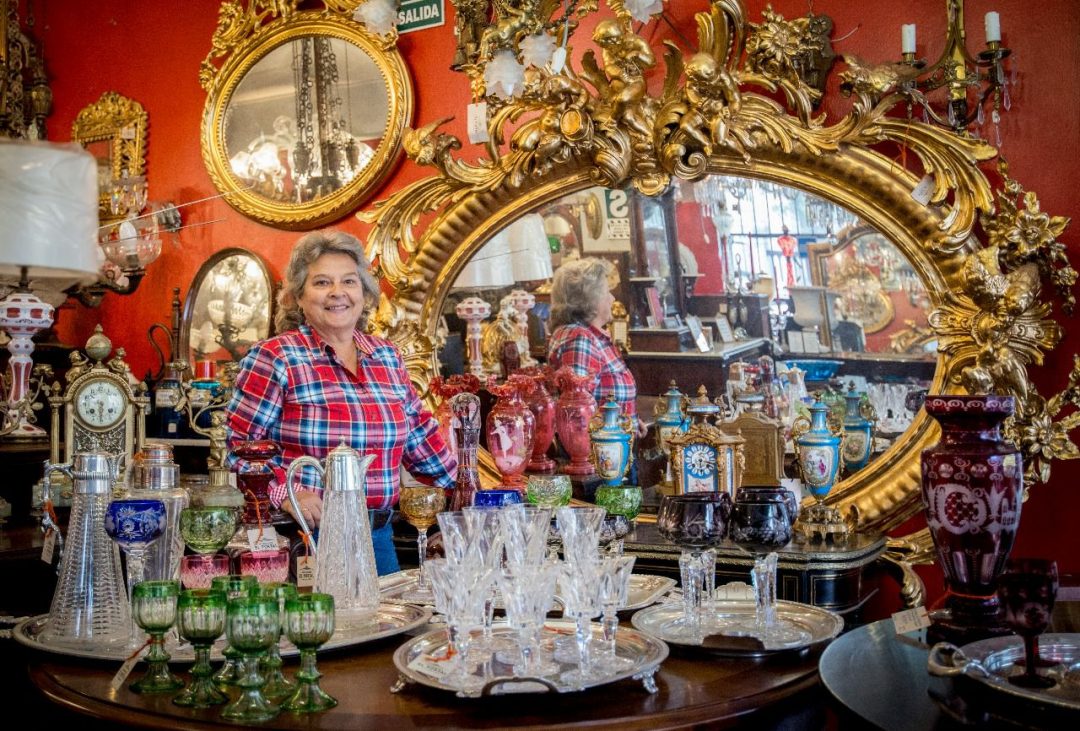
[41,529,57,564]
[408,652,454,680]
[467,102,489,144]
[120,125,137,140]
[110,648,146,691]
[296,555,316,590]
[247,526,280,553]
[892,605,931,634]
[550,46,567,74]
[911,175,935,206]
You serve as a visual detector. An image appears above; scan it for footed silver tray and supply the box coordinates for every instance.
[630,599,843,656]
[13,602,431,663]
[380,570,675,612]
[391,619,667,697]
[928,633,1080,715]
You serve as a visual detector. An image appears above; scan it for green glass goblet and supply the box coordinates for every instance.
[281,593,337,713]
[594,485,642,520]
[221,596,281,724]
[258,581,298,704]
[526,474,573,508]
[173,588,228,707]
[210,574,259,686]
[130,580,185,694]
[180,506,240,554]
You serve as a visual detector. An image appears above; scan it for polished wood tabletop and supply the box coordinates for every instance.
[28,631,825,730]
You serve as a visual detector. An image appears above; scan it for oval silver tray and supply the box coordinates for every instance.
[380,570,675,612]
[13,602,431,663]
[391,619,668,697]
[928,633,1080,715]
[630,599,843,656]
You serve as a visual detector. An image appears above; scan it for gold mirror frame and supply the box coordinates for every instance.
[199,1,414,229]
[71,91,148,219]
[362,1,1075,535]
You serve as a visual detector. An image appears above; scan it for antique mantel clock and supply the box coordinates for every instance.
[48,325,149,468]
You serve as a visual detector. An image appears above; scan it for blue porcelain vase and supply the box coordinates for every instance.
[841,384,874,472]
[795,400,841,502]
[589,395,634,487]
[653,380,689,454]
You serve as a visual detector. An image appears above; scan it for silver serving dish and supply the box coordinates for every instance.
[928,633,1080,715]
[391,619,667,697]
[13,602,430,663]
[630,599,843,656]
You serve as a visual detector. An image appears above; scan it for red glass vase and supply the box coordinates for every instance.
[520,366,556,473]
[485,374,535,491]
[430,374,481,457]
[554,367,597,476]
[921,395,1023,635]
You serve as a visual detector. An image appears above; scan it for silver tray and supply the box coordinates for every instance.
[928,633,1080,715]
[13,602,431,663]
[630,599,843,656]
[379,570,675,612]
[391,619,667,697]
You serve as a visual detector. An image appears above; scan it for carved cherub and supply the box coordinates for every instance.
[677,53,741,154]
[592,19,656,137]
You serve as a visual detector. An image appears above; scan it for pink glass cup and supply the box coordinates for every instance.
[240,548,290,585]
[180,554,230,589]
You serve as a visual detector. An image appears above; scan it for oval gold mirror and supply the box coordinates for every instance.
[179,248,274,368]
[200,5,413,229]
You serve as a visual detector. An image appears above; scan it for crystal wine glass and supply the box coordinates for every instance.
[557,555,603,690]
[210,573,259,686]
[399,484,447,602]
[179,506,240,554]
[180,553,230,589]
[258,581,298,704]
[129,579,184,694]
[998,558,1059,689]
[525,474,572,509]
[221,595,280,723]
[473,488,523,507]
[498,560,561,676]
[596,554,636,671]
[104,498,167,645]
[172,588,228,707]
[282,593,337,713]
[240,547,290,584]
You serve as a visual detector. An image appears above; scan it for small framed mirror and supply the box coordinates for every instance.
[179,248,274,368]
[200,5,414,229]
[71,91,148,220]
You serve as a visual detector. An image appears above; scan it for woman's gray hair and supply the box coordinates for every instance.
[548,257,613,328]
[274,230,381,333]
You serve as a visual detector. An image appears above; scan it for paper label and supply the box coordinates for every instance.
[467,102,489,144]
[550,46,567,74]
[408,652,454,680]
[296,555,316,590]
[246,526,280,553]
[40,529,56,564]
[110,649,146,691]
[892,605,931,634]
[911,175,935,206]
[154,388,180,408]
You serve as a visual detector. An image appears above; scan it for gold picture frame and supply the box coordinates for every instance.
[71,91,148,221]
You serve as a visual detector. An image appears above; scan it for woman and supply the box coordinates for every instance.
[547,257,647,437]
[226,230,456,575]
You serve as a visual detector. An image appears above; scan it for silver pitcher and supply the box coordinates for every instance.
[40,452,131,648]
[286,442,379,618]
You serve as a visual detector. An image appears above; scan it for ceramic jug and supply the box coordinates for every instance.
[40,452,131,648]
[286,442,379,618]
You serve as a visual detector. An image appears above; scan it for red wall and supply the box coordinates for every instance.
[36,1,1080,592]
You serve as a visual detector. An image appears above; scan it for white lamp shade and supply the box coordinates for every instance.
[507,213,553,282]
[0,141,100,281]
[543,214,572,237]
[453,228,515,290]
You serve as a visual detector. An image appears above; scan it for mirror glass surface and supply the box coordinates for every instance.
[224,35,389,204]
[435,177,935,482]
[181,249,273,368]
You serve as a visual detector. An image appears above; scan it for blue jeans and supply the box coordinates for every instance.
[372,520,399,576]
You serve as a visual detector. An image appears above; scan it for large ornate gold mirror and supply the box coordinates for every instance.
[200,1,413,229]
[362,1,1074,538]
[71,91,148,221]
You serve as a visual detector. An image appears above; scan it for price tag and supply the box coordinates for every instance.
[40,529,57,564]
[892,605,931,634]
[296,555,316,590]
[911,174,935,206]
[110,647,146,691]
[408,652,454,680]
[246,526,280,553]
[467,102,489,144]
[550,46,567,74]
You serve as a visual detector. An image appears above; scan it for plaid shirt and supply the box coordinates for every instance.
[226,325,456,510]
[547,322,637,416]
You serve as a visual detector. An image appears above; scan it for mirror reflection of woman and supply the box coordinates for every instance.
[225,231,457,575]
[547,258,648,438]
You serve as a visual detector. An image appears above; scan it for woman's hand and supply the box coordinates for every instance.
[283,491,323,528]
[636,418,649,439]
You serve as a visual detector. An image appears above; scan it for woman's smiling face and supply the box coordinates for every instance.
[298,252,365,341]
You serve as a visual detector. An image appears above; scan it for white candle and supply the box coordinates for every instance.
[985,11,1001,43]
[902,24,917,55]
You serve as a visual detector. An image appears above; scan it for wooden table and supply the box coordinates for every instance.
[27,631,827,730]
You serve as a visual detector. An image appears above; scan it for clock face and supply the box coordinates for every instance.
[74,379,127,429]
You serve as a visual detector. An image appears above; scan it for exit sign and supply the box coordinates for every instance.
[397,0,445,34]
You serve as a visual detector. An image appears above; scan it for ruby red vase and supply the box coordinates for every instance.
[485,374,535,492]
[554,367,598,476]
[921,395,1023,630]
[521,366,556,473]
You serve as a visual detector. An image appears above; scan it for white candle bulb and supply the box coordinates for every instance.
[985,12,1001,44]
[901,24,917,55]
